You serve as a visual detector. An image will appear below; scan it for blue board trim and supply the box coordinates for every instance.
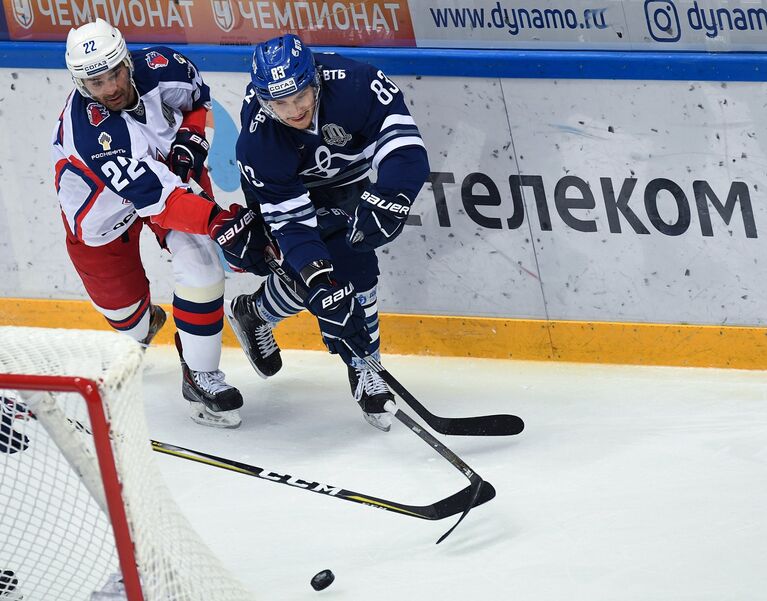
[1,41,766,81]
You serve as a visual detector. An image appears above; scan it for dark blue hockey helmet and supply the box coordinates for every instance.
[250,34,318,102]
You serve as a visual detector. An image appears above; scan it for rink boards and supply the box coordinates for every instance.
[0,52,766,367]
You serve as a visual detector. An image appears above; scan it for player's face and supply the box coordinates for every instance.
[84,63,136,111]
[268,87,316,129]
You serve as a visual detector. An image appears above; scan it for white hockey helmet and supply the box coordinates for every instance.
[65,18,133,98]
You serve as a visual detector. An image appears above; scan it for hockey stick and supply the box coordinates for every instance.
[151,440,496,523]
[263,249,524,437]
[190,164,522,438]
[16,397,495,540]
[260,250,496,541]
[384,403,487,543]
[198,183,497,538]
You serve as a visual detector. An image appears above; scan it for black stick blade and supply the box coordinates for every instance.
[263,254,526,439]
[437,414,525,437]
[377,367,525,437]
[436,479,496,544]
[430,480,496,521]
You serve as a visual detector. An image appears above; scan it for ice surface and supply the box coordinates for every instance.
[143,346,767,601]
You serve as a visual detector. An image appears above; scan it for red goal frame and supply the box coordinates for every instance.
[0,373,145,601]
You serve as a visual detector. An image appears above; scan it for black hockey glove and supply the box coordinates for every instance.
[301,260,370,365]
[208,205,274,276]
[346,188,412,252]
[169,128,210,183]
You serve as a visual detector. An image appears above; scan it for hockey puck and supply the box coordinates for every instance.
[310,569,335,591]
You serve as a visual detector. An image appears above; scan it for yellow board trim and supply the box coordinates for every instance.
[1,298,765,370]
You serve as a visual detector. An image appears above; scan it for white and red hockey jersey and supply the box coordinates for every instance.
[52,47,211,246]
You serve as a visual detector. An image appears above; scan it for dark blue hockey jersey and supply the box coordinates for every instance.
[236,53,429,273]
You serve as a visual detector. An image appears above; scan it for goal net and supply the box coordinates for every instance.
[0,326,255,601]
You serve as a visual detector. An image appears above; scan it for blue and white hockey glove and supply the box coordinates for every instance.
[301,260,370,365]
[346,188,412,252]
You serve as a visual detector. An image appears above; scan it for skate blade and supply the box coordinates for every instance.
[189,402,242,429]
[362,411,392,432]
[224,298,270,381]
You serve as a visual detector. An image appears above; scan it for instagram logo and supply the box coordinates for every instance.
[644,0,681,42]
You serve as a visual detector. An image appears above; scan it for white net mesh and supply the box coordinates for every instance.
[0,327,255,601]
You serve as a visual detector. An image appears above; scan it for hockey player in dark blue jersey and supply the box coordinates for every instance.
[224,34,430,432]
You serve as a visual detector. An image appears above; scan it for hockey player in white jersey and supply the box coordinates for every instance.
[52,19,256,428]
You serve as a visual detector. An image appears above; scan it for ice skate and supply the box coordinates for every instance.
[181,360,243,429]
[139,304,166,348]
[225,287,282,378]
[347,365,395,432]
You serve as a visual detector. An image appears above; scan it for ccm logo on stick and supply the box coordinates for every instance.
[361,191,410,216]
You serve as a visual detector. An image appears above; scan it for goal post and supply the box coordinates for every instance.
[0,326,255,601]
[3,375,144,601]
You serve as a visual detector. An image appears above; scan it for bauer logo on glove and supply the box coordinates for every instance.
[361,190,411,216]
[347,189,413,251]
[183,132,208,149]
[320,282,354,310]
[214,209,255,246]
[169,128,210,183]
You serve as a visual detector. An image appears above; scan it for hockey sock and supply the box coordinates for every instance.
[98,295,151,342]
[351,285,380,369]
[173,294,224,372]
[255,273,304,325]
